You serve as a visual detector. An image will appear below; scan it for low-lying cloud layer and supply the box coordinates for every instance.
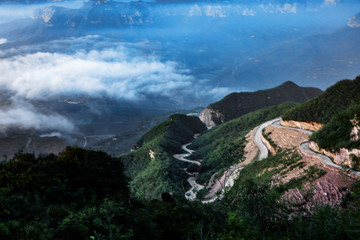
[0,98,74,133]
[0,36,232,134]
[0,45,229,101]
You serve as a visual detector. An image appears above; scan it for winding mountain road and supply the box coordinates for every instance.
[176,117,360,202]
[254,117,281,160]
[173,135,204,201]
[255,117,360,178]
[300,141,360,177]
[173,143,201,166]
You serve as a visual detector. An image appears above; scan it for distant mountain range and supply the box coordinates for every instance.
[33,1,152,28]
[200,81,322,128]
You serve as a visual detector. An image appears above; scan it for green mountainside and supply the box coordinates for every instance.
[120,114,206,199]
[1,146,360,239]
[282,76,360,156]
[310,104,360,152]
[282,76,360,123]
[120,103,296,200]
[2,77,360,239]
[192,102,297,184]
[203,81,322,126]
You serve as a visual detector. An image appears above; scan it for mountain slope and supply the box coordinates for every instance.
[192,102,297,184]
[282,75,360,170]
[310,104,360,152]
[282,75,360,123]
[200,81,322,128]
[120,114,206,199]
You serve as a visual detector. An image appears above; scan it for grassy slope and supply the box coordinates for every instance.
[282,76,360,123]
[119,114,207,199]
[191,102,297,183]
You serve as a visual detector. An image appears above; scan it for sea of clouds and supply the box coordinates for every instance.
[0,35,231,132]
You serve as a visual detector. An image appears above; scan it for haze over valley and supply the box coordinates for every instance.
[0,0,360,155]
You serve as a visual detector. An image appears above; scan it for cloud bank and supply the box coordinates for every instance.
[0,43,231,102]
[0,46,195,100]
[0,98,75,133]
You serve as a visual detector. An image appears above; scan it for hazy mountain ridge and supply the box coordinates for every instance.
[200,81,322,128]
[33,1,152,28]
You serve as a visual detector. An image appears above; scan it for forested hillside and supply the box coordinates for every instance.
[192,102,297,184]
[201,81,321,127]
[1,147,360,239]
[120,114,206,199]
[283,76,360,123]
[310,104,360,152]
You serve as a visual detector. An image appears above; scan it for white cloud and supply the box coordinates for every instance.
[0,46,195,101]
[0,38,7,45]
[0,98,74,133]
[323,0,338,6]
[189,4,202,17]
[281,3,297,14]
[260,3,297,14]
[242,8,256,16]
[347,15,360,28]
[204,5,228,18]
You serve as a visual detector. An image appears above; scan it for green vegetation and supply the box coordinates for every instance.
[208,81,322,123]
[1,147,359,240]
[283,76,360,123]
[0,147,130,239]
[226,150,325,195]
[0,148,222,239]
[191,102,297,183]
[119,114,206,199]
[310,104,360,152]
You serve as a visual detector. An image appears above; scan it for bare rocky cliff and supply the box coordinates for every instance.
[309,141,360,169]
[199,108,224,129]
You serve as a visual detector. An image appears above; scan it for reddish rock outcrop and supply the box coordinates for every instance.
[281,120,323,131]
[309,141,360,169]
[309,141,335,159]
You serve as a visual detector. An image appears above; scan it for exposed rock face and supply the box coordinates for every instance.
[281,120,323,132]
[199,108,224,129]
[309,141,335,159]
[149,149,155,160]
[334,149,360,169]
[199,81,322,128]
[350,116,360,141]
[309,141,360,169]
[261,134,277,155]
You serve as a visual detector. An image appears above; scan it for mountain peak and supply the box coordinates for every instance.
[201,82,322,128]
[279,81,299,88]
